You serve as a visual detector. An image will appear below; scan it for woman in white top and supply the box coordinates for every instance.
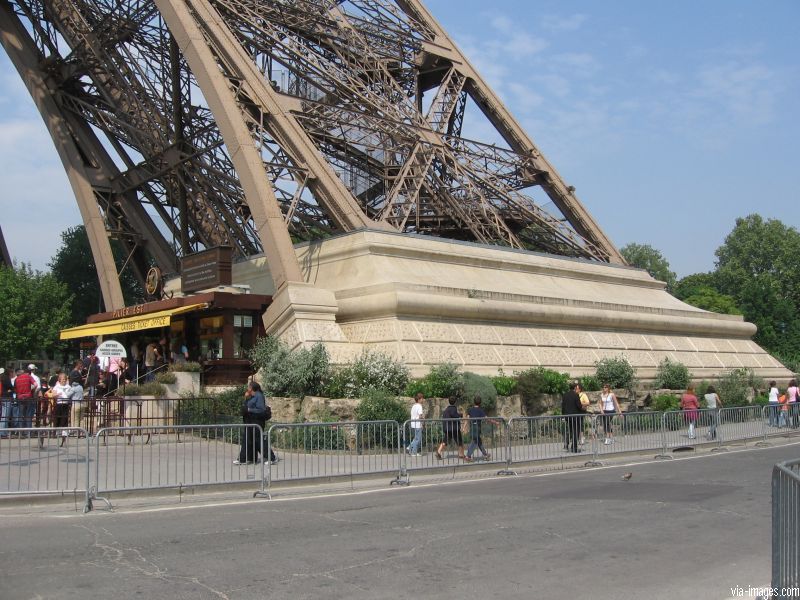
[49,373,72,445]
[787,379,799,429]
[703,385,723,440]
[768,381,780,427]
[598,384,622,445]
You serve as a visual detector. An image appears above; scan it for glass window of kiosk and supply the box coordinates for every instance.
[199,315,224,359]
[233,314,254,358]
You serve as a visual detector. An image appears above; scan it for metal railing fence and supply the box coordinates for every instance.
[266,420,403,491]
[591,411,665,460]
[1,405,797,510]
[0,427,89,508]
[772,458,800,597]
[91,424,265,503]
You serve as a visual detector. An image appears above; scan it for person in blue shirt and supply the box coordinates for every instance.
[235,381,275,465]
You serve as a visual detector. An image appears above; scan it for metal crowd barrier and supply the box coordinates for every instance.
[772,458,800,597]
[89,424,265,509]
[395,417,510,479]
[718,405,769,448]
[266,420,403,492]
[591,411,665,460]
[0,427,90,509]
[765,404,800,439]
[508,415,592,466]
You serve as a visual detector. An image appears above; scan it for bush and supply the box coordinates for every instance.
[651,393,680,412]
[594,356,636,389]
[653,358,691,390]
[490,371,517,396]
[155,371,177,385]
[578,375,601,392]
[354,389,407,449]
[716,368,761,407]
[171,361,202,372]
[324,349,409,398]
[249,336,330,398]
[405,363,463,398]
[121,382,167,398]
[517,367,570,395]
[178,385,246,425]
[516,367,570,416]
[752,394,770,407]
[461,372,497,412]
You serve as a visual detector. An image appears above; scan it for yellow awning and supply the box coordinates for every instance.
[59,303,209,340]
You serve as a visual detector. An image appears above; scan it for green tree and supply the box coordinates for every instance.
[713,215,800,360]
[620,243,677,291]
[0,264,72,360]
[49,225,142,326]
[673,273,742,315]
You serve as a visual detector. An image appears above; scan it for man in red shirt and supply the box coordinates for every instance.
[14,367,35,431]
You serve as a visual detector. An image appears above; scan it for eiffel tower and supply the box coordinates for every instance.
[0,0,623,310]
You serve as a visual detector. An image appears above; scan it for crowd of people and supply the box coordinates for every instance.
[0,363,84,443]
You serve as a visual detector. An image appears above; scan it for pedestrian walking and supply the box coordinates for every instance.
[436,397,465,460]
[235,381,274,465]
[598,383,622,445]
[703,385,723,440]
[464,396,492,461]
[405,393,425,456]
[787,379,799,429]
[561,382,583,453]
[768,381,780,427]
[50,373,72,446]
[680,385,699,439]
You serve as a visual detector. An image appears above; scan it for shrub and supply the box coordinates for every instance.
[405,363,463,398]
[578,375,601,392]
[249,336,330,398]
[490,371,517,396]
[461,372,497,412]
[155,371,177,385]
[594,356,636,389]
[354,389,407,449]
[325,349,409,398]
[177,385,246,425]
[651,393,680,412]
[716,368,761,407]
[653,358,691,390]
[517,367,570,395]
[516,367,570,415]
[752,394,770,407]
[171,361,202,372]
[121,382,167,398]
[355,388,408,424]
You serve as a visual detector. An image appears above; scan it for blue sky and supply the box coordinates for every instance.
[1,0,798,277]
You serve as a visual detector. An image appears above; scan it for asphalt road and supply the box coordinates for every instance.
[1,442,797,600]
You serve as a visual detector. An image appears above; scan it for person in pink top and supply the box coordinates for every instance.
[680,385,700,439]
[787,379,799,429]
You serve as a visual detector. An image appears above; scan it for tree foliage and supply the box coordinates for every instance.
[673,273,742,315]
[49,225,142,325]
[713,215,800,361]
[620,243,677,291]
[0,264,72,361]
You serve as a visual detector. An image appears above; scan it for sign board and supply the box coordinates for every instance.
[181,246,232,293]
[96,340,127,359]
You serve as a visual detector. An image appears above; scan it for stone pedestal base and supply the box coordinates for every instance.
[280,230,791,382]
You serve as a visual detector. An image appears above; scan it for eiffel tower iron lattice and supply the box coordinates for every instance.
[0,0,624,310]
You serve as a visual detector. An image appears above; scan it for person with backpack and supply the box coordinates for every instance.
[464,396,492,462]
[235,381,275,465]
[436,397,466,461]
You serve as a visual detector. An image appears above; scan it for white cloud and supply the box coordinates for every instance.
[693,60,778,125]
[540,13,587,32]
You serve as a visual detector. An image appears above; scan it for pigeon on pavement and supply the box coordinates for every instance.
[621,472,633,481]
